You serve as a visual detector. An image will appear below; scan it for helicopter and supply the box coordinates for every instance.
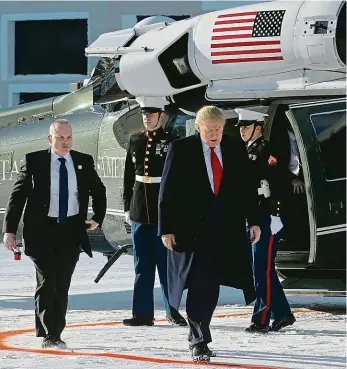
[0,0,346,290]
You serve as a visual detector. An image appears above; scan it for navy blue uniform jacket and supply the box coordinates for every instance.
[158,134,259,308]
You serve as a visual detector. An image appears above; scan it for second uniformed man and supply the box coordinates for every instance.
[123,96,187,327]
[236,108,296,333]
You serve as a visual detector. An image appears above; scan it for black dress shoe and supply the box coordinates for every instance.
[166,311,187,326]
[123,317,154,326]
[54,337,67,348]
[245,322,269,333]
[270,314,296,332]
[189,343,216,357]
[190,343,211,362]
[42,336,58,348]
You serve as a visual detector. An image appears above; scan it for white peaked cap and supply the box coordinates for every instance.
[235,108,268,122]
[135,96,169,110]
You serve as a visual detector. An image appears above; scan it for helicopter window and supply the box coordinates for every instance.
[310,110,346,180]
[111,106,144,149]
[167,112,195,138]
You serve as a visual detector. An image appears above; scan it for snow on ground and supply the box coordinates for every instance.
[0,246,345,369]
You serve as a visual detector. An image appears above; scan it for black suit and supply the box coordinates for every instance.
[159,134,259,346]
[3,149,106,338]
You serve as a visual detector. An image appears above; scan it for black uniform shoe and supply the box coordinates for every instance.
[270,314,296,332]
[123,317,154,326]
[245,322,269,333]
[166,311,188,326]
[189,343,216,357]
[54,337,67,349]
[42,336,58,348]
[190,343,211,362]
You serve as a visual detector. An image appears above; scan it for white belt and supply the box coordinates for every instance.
[136,175,162,184]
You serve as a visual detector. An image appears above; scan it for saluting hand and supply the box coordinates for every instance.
[250,226,261,245]
[4,233,16,251]
[85,219,99,231]
[161,234,176,251]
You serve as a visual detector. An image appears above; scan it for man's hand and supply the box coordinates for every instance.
[85,219,99,231]
[124,211,131,225]
[161,234,176,251]
[292,178,305,194]
[4,233,16,251]
[250,226,261,245]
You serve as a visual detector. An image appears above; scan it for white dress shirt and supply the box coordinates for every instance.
[201,141,223,193]
[48,151,79,217]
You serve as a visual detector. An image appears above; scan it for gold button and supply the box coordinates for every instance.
[149,138,153,142]
[146,151,149,154]
[148,144,151,148]
[145,172,148,175]
[153,132,156,136]
[145,158,148,161]
[145,165,148,169]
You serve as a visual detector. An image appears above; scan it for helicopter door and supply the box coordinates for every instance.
[286,98,346,267]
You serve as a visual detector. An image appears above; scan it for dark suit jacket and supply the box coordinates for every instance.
[158,134,260,308]
[2,149,106,257]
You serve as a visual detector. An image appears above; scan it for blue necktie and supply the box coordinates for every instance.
[58,157,68,223]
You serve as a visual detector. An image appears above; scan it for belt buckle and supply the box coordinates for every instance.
[143,176,152,184]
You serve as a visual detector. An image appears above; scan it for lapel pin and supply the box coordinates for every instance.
[78,165,83,170]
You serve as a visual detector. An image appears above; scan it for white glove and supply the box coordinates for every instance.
[270,215,283,235]
[125,211,132,225]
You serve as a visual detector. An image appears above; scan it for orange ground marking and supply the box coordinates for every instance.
[0,309,320,369]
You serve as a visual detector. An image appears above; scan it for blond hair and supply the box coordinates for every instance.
[195,106,225,126]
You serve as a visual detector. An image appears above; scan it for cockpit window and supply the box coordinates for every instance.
[310,110,346,180]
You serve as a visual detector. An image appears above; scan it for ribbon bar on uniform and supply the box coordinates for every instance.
[135,175,162,184]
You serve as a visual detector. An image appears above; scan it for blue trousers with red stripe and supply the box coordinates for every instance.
[131,223,171,319]
[251,216,292,326]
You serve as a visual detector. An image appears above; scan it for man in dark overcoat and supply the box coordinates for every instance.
[158,106,261,362]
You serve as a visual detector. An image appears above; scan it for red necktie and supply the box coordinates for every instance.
[210,147,223,196]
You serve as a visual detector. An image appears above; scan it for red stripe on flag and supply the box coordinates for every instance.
[212,34,252,41]
[211,40,281,48]
[212,56,283,64]
[218,11,258,18]
[211,48,282,56]
[212,26,253,32]
[215,19,255,25]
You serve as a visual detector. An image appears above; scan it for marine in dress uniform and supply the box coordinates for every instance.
[122,96,186,327]
[235,108,296,333]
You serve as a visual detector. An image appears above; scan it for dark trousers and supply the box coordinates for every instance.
[251,216,292,326]
[29,218,80,338]
[186,260,220,346]
[186,194,224,346]
[131,223,172,319]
